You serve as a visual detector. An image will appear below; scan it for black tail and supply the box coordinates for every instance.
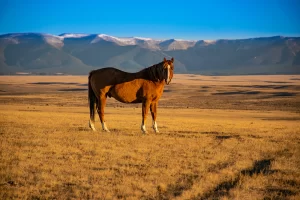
[88,72,97,122]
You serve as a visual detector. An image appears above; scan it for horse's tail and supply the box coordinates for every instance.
[88,71,97,123]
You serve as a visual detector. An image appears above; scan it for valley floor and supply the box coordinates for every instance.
[0,75,299,199]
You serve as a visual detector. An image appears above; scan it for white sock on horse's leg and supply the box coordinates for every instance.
[89,119,96,131]
[141,123,147,133]
[102,122,110,132]
[152,121,159,133]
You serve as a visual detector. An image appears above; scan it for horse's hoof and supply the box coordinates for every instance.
[141,125,147,134]
[89,126,96,131]
[89,120,96,131]
[153,127,159,133]
[89,123,96,131]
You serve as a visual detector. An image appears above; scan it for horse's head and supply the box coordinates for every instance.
[163,57,174,85]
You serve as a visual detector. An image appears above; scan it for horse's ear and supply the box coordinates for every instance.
[164,57,167,62]
[171,57,174,63]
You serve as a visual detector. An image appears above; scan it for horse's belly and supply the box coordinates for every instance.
[110,84,142,103]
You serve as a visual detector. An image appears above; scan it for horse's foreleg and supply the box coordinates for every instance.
[150,102,159,133]
[98,96,110,132]
[141,100,151,134]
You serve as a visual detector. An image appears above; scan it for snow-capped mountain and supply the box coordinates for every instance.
[50,33,196,50]
[0,33,202,51]
[0,33,300,75]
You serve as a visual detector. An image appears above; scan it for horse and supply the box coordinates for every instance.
[88,57,174,133]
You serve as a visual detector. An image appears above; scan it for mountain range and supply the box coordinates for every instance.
[0,33,300,75]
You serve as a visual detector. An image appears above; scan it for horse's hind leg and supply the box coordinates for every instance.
[141,100,151,134]
[150,102,159,133]
[98,95,110,132]
[89,103,96,131]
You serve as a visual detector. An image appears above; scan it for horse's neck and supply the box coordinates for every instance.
[134,69,148,79]
[145,64,164,81]
[145,67,166,86]
[119,70,147,82]
[124,65,165,84]
[132,68,153,81]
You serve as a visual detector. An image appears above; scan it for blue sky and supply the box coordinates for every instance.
[0,0,299,40]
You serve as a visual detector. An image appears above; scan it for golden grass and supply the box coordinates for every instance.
[0,75,300,199]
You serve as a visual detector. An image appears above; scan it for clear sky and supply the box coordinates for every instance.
[0,0,299,40]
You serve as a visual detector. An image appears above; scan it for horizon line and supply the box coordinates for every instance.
[0,32,300,41]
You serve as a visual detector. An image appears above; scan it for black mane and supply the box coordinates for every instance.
[145,62,166,82]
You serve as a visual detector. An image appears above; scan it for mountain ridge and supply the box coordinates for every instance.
[0,33,299,75]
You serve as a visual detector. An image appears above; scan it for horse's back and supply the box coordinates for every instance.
[89,67,125,78]
[89,67,125,85]
[89,67,136,97]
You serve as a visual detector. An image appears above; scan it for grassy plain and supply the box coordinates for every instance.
[0,74,300,199]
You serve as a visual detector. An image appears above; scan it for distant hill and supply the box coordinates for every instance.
[0,33,300,75]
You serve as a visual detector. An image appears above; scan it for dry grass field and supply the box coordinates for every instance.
[0,74,300,199]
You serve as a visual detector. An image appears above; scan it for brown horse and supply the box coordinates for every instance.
[88,57,174,133]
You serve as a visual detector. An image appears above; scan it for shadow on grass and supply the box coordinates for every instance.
[272,92,296,97]
[216,135,237,140]
[213,91,261,95]
[260,117,300,121]
[229,85,294,89]
[196,159,281,200]
[148,159,285,200]
[29,82,79,85]
[265,81,292,84]
[151,174,199,200]
[58,88,87,91]
[264,188,296,199]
